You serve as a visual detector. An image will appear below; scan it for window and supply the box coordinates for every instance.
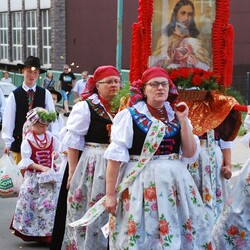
[12,12,22,61]
[26,11,37,56]
[42,10,51,66]
[0,13,8,60]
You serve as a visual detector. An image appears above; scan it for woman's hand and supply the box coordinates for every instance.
[105,195,117,217]
[174,102,189,122]
[221,165,232,179]
[221,148,232,179]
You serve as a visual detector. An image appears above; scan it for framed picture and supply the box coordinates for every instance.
[130,0,233,87]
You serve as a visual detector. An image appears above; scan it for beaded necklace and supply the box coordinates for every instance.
[32,131,48,149]
[99,96,117,118]
[146,103,168,124]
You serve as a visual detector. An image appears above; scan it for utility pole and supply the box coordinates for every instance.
[116,0,123,73]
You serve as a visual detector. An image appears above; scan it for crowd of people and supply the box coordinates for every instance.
[0,53,249,250]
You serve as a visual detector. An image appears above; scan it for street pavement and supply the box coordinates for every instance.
[0,132,249,249]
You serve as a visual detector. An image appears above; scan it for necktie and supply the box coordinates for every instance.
[27,89,34,110]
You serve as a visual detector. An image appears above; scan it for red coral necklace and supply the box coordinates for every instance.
[33,131,48,149]
[147,103,168,124]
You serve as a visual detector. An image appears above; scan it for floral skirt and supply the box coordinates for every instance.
[188,140,231,232]
[212,158,250,249]
[11,171,61,241]
[62,143,109,250]
[109,156,213,250]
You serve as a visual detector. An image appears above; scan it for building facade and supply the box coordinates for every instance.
[0,0,138,74]
[0,0,249,101]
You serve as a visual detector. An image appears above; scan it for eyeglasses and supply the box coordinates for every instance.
[145,81,169,88]
[98,79,121,85]
[64,68,69,70]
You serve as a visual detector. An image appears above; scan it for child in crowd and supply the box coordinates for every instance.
[10,107,61,243]
[48,87,65,134]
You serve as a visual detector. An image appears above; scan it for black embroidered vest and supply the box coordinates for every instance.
[11,86,46,152]
[128,107,181,156]
[84,99,112,144]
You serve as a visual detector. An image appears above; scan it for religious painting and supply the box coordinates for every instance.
[130,0,233,87]
[149,0,216,71]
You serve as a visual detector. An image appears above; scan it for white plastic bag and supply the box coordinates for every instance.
[0,154,23,198]
[37,154,64,184]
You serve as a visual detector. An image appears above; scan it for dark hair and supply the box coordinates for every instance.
[164,0,200,38]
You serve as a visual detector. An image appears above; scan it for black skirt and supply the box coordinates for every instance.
[50,164,69,250]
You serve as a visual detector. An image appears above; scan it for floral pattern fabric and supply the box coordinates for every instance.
[213,157,250,249]
[68,118,166,229]
[61,144,109,250]
[100,102,213,249]
[188,130,231,232]
[109,156,213,250]
[12,171,61,237]
[11,131,60,241]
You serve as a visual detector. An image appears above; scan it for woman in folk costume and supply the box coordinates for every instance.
[186,90,241,233]
[104,67,213,249]
[61,66,121,249]
[11,107,60,243]
[212,110,250,249]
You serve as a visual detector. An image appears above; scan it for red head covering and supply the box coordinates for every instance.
[81,65,119,100]
[129,67,178,105]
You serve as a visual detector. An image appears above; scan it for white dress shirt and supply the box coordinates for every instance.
[2,83,59,148]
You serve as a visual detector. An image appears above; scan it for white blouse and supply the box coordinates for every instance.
[62,94,110,151]
[18,131,59,170]
[103,101,200,164]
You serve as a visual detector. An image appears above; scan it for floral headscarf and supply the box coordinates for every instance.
[26,107,57,125]
[81,65,119,100]
[22,107,57,138]
[129,67,178,106]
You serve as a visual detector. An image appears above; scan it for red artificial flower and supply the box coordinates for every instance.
[192,75,203,86]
